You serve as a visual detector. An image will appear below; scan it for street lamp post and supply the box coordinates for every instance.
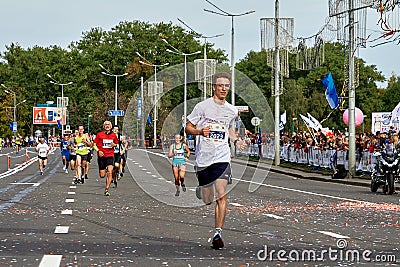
[47,74,73,136]
[177,18,223,100]
[99,64,128,127]
[87,115,92,134]
[204,0,255,106]
[136,52,169,148]
[1,84,26,136]
[163,39,201,138]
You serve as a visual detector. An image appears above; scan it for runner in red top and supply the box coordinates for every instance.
[93,120,119,196]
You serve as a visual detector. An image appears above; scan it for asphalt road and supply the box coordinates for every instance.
[0,148,399,267]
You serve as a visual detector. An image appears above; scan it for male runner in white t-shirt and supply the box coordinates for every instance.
[186,72,246,250]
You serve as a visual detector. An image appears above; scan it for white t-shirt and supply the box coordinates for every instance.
[187,97,238,167]
[36,143,50,157]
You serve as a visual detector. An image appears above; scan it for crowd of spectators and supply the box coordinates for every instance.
[241,127,400,159]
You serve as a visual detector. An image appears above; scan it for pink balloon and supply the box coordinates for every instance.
[343,108,364,126]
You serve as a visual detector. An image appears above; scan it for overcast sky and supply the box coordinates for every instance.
[1,0,398,83]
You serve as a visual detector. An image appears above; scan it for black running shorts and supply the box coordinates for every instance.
[98,156,114,170]
[195,162,232,187]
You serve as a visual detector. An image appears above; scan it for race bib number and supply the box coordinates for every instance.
[102,139,113,148]
[77,143,85,150]
[206,122,227,143]
[39,150,47,157]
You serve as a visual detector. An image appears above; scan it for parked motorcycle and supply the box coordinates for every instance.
[370,149,399,195]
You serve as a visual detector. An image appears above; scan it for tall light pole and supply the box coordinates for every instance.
[163,39,201,138]
[136,52,169,148]
[99,64,128,126]
[204,0,255,106]
[47,74,73,136]
[87,114,92,134]
[1,84,26,136]
[177,18,223,99]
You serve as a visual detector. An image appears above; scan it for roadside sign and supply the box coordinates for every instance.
[12,122,17,132]
[108,110,125,116]
[236,106,249,112]
[251,117,261,126]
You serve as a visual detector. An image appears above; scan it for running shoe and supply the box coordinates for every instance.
[85,174,88,179]
[195,186,202,200]
[175,190,180,197]
[210,234,224,250]
[80,178,84,184]
[63,166,66,171]
[65,169,68,174]
[104,190,110,196]
[40,171,43,176]
[181,184,186,192]
[113,181,117,188]
[119,172,124,178]
[74,178,79,184]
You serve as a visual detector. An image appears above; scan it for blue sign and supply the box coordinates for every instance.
[108,110,124,116]
[12,121,17,132]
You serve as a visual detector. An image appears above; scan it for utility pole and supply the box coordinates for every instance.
[274,0,281,166]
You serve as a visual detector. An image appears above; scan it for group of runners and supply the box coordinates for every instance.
[36,123,129,196]
[35,72,245,250]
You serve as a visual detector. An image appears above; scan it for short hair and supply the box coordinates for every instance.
[212,72,231,84]
[103,121,112,126]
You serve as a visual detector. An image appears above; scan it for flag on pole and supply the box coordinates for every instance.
[299,114,317,130]
[307,113,322,130]
[390,102,400,123]
[280,110,287,125]
[147,114,152,125]
[279,110,287,131]
[56,120,62,129]
[322,72,339,109]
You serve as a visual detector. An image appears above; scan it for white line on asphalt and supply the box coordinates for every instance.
[54,226,69,234]
[39,255,62,267]
[10,182,40,187]
[230,202,244,207]
[69,186,76,189]
[65,199,74,203]
[61,209,73,215]
[67,192,76,195]
[318,231,350,239]
[264,214,285,220]
[232,178,373,204]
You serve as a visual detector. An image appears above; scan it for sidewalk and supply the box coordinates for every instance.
[231,157,400,190]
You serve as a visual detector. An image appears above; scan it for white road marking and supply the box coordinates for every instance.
[61,209,72,215]
[69,186,76,189]
[318,231,350,239]
[39,255,62,267]
[10,182,40,187]
[65,199,74,203]
[54,226,69,234]
[230,202,244,207]
[264,213,284,220]
[67,192,75,195]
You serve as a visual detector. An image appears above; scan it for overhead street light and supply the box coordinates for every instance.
[136,52,169,148]
[204,0,255,106]
[98,64,128,126]
[47,74,73,136]
[163,38,201,138]
[1,84,26,136]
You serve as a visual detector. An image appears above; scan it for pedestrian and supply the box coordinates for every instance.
[185,72,246,250]
[74,125,92,184]
[36,137,50,175]
[168,134,190,196]
[61,134,70,173]
[93,120,119,196]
